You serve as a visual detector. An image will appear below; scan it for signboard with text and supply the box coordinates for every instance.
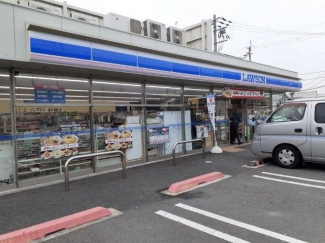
[206,93,216,131]
[222,88,265,100]
[148,127,169,145]
[34,85,65,103]
[105,130,133,150]
[40,132,79,159]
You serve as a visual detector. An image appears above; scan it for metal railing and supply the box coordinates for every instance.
[172,139,205,166]
[64,151,126,192]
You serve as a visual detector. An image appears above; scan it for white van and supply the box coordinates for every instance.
[252,98,325,168]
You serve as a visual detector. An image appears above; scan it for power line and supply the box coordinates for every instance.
[300,76,325,81]
[226,22,325,54]
[232,22,325,35]
[299,70,325,75]
[302,84,325,91]
[272,51,325,65]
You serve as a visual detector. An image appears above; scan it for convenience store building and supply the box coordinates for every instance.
[0,0,301,190]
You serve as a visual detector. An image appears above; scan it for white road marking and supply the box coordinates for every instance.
[155,210,250,243]
[262,172,325,184]
[254,175,325,190]
[176,203,308,243]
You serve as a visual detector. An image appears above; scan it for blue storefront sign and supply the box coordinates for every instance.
[34,85,65,103]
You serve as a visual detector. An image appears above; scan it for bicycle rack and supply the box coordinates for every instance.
[64,151,126,192]
[172,139,205,166]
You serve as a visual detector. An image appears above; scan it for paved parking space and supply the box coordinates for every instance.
[42,160,325,243]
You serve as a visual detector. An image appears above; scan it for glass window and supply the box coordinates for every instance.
[92,80,144,167]
[0,73,15,187]
[315,103,325,123]
[185,86,212,150]
[93,80,142,105]
[15,74,91,183]
[146,84,182,105]
[93,106,144,167]
[268,103,306,123]
[16,107,91,182]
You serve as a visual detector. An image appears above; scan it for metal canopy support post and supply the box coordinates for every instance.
[141,83,148,162]
[172,139,205,166]
[65,151,126,192]
[180,85,186,153]
[89,76,96,173]
[10,68,18,188]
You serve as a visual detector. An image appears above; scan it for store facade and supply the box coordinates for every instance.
[0,1,301,190]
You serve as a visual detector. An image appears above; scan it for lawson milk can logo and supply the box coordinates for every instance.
[242,73,266,84]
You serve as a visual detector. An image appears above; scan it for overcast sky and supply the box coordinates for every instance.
[55,0,325,94]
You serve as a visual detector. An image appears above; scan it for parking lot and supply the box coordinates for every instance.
[1,146,325,243]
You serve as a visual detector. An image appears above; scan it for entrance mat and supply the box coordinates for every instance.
[235,144,251,150]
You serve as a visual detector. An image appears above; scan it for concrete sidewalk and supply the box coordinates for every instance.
[0,146,261,235]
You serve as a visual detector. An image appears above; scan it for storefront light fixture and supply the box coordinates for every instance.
[66,95,88,98]
[66,89,88,92]
[93,100,132,103]
[184,88,210,92]
[0,74,9,77]
[146,85,180,90]
[184,94,203,97]
[16,75,88,83]
[93,81,141,87]
[0,86,9,89]
[93,90,141,95]
[146,93,180,97]
[94,96,141,100]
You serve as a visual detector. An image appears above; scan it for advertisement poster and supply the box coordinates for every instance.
[196,125,208,138]
[222,88,264,99]
[40,132,79,159]
[148,127,169,145]
[206,93,216,131]
[105,130,133,150]
[34,85,66,103]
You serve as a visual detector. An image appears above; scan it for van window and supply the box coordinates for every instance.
[315,103,325,123]
[267,103,306,123]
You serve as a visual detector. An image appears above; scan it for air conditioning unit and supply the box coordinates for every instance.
[143,20,167,41]
[70,11,99,25]
[29,1,62,15]
[167,27,185,45]
[103,13,142,35]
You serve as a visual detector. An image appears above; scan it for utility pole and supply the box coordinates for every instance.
[213,14,217,52]
[248,40,252,61]
[212,15,232,53]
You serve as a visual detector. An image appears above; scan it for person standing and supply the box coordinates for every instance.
[230,118,242,145]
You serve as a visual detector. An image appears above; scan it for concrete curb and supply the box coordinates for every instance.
[0,207,111,243]
[168,171,225,194]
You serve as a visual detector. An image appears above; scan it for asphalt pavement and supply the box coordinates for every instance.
[1,145,325,243]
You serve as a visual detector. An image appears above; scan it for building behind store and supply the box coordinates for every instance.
[0,0,301,190]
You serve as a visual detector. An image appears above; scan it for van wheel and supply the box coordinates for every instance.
[274,145,301,169]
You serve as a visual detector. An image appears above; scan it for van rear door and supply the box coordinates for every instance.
[311,102,325,163]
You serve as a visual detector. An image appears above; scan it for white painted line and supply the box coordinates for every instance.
[175,203,308,243]
[262,172,325,184]
[155,210,250,243]
[253,175,325,190]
